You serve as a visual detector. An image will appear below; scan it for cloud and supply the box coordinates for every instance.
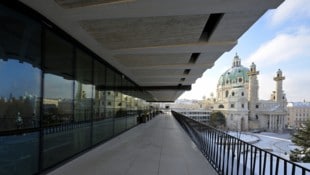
[257,73,275,100]
[271,0,310,26]
[244,27,310,66]
[283,70,310,101]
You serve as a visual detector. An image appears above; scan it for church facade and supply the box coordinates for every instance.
[212,54,287,132]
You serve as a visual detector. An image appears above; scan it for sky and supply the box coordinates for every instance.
[179,0,310,102]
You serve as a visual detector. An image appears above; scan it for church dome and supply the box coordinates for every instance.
[218,54,249,87]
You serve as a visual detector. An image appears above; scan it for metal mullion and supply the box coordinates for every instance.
[90,54,95,146]
[38,25,45,173]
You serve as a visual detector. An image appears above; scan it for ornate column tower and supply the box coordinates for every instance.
[273,69,286,132]
[273,69,285,103]
[247,62,259,120]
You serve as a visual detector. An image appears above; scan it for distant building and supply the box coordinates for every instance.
[173,109,211,123]
[212,54,288,132]
[286,102,310,129]
[172,99,203,109]
[172,99,211,123]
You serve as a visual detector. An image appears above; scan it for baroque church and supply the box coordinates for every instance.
[212,54,287,132]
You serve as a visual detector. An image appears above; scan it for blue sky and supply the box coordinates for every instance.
[0,60,41,98]
[179,0,310,102]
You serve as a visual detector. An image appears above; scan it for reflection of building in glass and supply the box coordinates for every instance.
[0,93,40,130]
[211,55,288,132]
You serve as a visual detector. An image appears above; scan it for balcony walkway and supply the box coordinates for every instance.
[48,113,218,175]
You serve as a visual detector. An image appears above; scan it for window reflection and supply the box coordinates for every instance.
[75,49,93,122]
[43,73,74,126]
[105,68,115,119]
[0,58,41,131]
[0,4,42,174]
[93,60,106,120]
[0,2,157,173]
[43,30,74,127]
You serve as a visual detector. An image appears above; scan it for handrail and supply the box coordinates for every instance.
[172,110,310,175]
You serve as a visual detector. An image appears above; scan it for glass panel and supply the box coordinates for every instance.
[92,60,114,144]
[92,117,114,145]
[72,49,93,152]
[0,132,39,175]
[93,60,106,120]
[114,73,126,134]
[43,30,75,169]
[124,80,138,129]
[105,68,115,119]
[0,4,41,175]
[0,5,42,132]
[0,60,41,131]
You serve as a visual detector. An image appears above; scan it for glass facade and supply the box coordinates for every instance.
[0,2,158,174]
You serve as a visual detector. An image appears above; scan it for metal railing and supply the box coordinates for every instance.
[172,111,310,175]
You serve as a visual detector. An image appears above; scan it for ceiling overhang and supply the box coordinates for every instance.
[20,0,284,102]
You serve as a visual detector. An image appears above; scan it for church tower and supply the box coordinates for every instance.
[273,69,286,105]
[232,54,241,67]
[247,62,259,120]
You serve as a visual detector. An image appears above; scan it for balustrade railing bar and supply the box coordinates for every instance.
[172,110,310,175]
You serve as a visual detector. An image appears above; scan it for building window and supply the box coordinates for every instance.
[225,91,229,97]
[239,78,242,83]
[256,115,259,120]
[231,104,235,108]
[241,104,244,108]
[232,92,235,96]
[231,114,233,120]
[241,92,244,96]
[256,104,259,108]
[219,104,224,108]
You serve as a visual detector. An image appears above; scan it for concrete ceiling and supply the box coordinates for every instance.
[20,0,284,102]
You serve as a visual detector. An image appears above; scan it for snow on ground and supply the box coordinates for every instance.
[227,131,259,143]
[252,132,310,170]
[228,132,293,158]
[228,131,310,172]
[252,132,293,158]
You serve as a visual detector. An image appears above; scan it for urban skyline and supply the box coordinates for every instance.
[179,0,310,102]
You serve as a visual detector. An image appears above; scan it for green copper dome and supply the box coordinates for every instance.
[218,54,249,86]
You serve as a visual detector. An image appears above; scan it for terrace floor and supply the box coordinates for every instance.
[48,113,218,175]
